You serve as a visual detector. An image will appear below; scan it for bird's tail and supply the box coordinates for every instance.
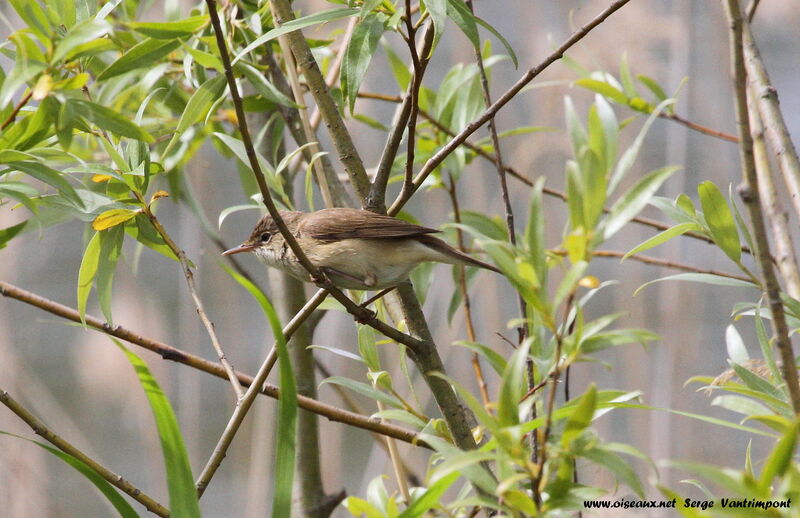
[416,235,501,274]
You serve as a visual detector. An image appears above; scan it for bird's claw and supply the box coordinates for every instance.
[353,307,376,324]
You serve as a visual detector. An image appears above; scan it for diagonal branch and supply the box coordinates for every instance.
[0,388,170,517]
[0,281,426,448]
[387,0,633,215]
[137,194,243,400]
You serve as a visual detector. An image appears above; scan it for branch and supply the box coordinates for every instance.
[1,91,32,130]
[274,32,336,208]
[721,0,800,414]
[0,281,427,448]
[309,16,359,131]
[660,112,739,143]
[0,388,170,517]
[748,98,800,299]
[387,0,633,215]
[743,22,800,222]
[267,0,372,202]
[195,288,327,496]
[138,195,243,400]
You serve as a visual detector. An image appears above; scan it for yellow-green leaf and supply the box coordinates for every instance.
[92,209,137,231]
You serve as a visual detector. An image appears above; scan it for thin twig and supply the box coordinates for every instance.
[722,0,800,414]
[388,0,634,215]
[137,195,244,400]
[660,112,739,143]
[446,173,491,408]
[746,0,762,22]
[1,91,32,130]
[396,0,424,204]
[274,32,335,208]
[0,280,426,447]
[0,388,170,517]
[367,24,435,212]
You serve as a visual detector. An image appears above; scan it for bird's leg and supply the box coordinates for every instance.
[360,287,397,308]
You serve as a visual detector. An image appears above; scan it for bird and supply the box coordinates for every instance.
[223,208,500,290]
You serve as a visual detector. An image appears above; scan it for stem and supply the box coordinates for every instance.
[721,0,800,414]
[0,388,170,517]
[742,22,800,223]
[446,173,491,408]
[1,91,32,130]
[748,100,800,299]
[274,32,335,209]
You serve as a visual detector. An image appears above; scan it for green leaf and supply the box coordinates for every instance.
[622,222,702,260]
[619,53,637,98]
[96,225,124,324]
[609,99,672,194]
[497,338,531,427]
[0,432,140,518]
[220,265,296,518]
[634,273,756,296]
[342,14,384,113]
[5,161,83,208]
[383,44,411,91]
[72,100,153,142]
[445,0,479,49]
[234,8,360,64]
[637,74,668,101]
[97,38,182,81]
[454,341,507,376]
[582,445,645,497]
[237,63,297,107]
[212,133,288,204]
[320,377,403,408]
[51,19,111,63]
[128,15,209,39]
[113,340,201,517]
[397,472,459,518]
[603,166,679,240]
[575,78,628,105]
[77,231,101,323]
[475,16,517,68]
[8,0,52,42]
[698,181,741,263]
[423,0,447,53]
[162,75,227,157]
[759,422,799,492]
[562,384,597,448]
[524,176,546,283]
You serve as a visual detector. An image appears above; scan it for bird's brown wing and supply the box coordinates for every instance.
[302,208,439,241]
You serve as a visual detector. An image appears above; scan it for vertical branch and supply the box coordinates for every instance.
[274,33,336,208]
[742,23,800,222]
[367,24,435,212]
[721,0,800,414]
[446,173,491,408]
[748,97,800,299]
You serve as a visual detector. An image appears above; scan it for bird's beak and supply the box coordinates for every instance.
[222,243,257,256]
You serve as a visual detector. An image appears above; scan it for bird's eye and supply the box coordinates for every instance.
[260,232,271,242]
